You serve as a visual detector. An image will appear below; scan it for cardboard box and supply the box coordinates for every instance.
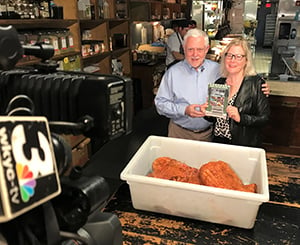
[120,136,269,229]
[64,137,91,176]
[60,134,86,148]
[71,137,91,168]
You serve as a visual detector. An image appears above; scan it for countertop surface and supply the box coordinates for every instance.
[84,106,300,244]
[268,80,300,97]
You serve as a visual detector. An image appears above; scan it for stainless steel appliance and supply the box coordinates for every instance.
[270,0,300,74]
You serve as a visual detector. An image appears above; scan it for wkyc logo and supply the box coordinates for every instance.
[0,119,55,205]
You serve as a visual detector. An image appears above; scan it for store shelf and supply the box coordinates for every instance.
[82,52,111,64]
[80,19,106,30]
[0,19,77,29]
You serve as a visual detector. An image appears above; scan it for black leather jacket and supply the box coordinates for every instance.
[212,75,270,147]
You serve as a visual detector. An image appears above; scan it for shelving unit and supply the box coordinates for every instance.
[130,0,187,21]
[0,0,132,76]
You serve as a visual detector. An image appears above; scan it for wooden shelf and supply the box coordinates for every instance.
[80,19,106,30]
[16,57,42,67]
[112,47,130,57]
[0,19,77,29]
[109,18,131,28]
[82,52,111,64]
[52,51,82,60]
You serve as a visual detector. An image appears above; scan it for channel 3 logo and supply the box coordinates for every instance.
[12,123,55,203]
[0,117,58,208]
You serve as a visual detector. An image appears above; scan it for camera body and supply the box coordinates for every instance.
[0,26,123,245]
[0,116,122,245]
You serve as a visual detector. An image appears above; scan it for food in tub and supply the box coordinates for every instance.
[147,157,257,193]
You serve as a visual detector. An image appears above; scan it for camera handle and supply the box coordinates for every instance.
[77,212,122,245]
[0,25,56,71]
[48,115,95,135]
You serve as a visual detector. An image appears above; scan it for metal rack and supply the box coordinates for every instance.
[263,14,276,47]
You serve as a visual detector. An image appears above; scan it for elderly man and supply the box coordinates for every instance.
[156,28,218,141]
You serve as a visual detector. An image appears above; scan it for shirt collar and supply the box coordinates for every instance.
[183,59,207,72]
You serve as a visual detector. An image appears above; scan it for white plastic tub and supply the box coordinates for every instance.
[120,136,269,229]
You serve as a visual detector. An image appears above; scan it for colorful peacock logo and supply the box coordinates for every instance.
[16,163,36,202]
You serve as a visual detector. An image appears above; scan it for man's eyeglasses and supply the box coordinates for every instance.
[225,53,246,61]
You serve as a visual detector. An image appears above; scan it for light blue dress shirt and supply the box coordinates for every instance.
[155,59,221,131]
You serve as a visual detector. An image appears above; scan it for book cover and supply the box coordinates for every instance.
[206,83,230,119]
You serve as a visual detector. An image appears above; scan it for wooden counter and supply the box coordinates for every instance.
[262,80,300,155]
[268,80,300,97]
[98,107,300,243]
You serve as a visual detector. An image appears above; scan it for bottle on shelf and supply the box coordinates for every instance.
[30,0,40,18]
[109,36,113,51]
[0,0,7,19]
[67,30,75,51]
[141,26,147,44]
[6,0,20,19]
[103,0,109,19]
[40,0,51,18]
[98,0,104,19]
[132,49,138,62]
[78,0,91,19]
[85,0,92,19]
[295,10,300,21]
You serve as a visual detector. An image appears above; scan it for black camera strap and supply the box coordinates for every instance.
[167,32,184,70]
[176,32,184,55]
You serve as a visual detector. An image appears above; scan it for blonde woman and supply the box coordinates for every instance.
[202,38,270,147]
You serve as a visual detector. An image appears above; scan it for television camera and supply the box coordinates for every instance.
[0,26,123,245]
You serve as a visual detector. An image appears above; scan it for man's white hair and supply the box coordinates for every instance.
[183,28,209,47]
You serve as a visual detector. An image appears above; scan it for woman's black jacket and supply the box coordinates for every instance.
[208,75,270,147]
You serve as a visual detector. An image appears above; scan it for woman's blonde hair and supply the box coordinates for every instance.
[220,38,256,77]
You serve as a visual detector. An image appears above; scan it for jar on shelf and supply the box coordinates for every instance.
[81,44,90,57]
[48,30,60,55]
[82,30,92,40]
[59,29,68,54]
[39,30,51,45]
[162,8,170,20]
[67,30,75,51]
